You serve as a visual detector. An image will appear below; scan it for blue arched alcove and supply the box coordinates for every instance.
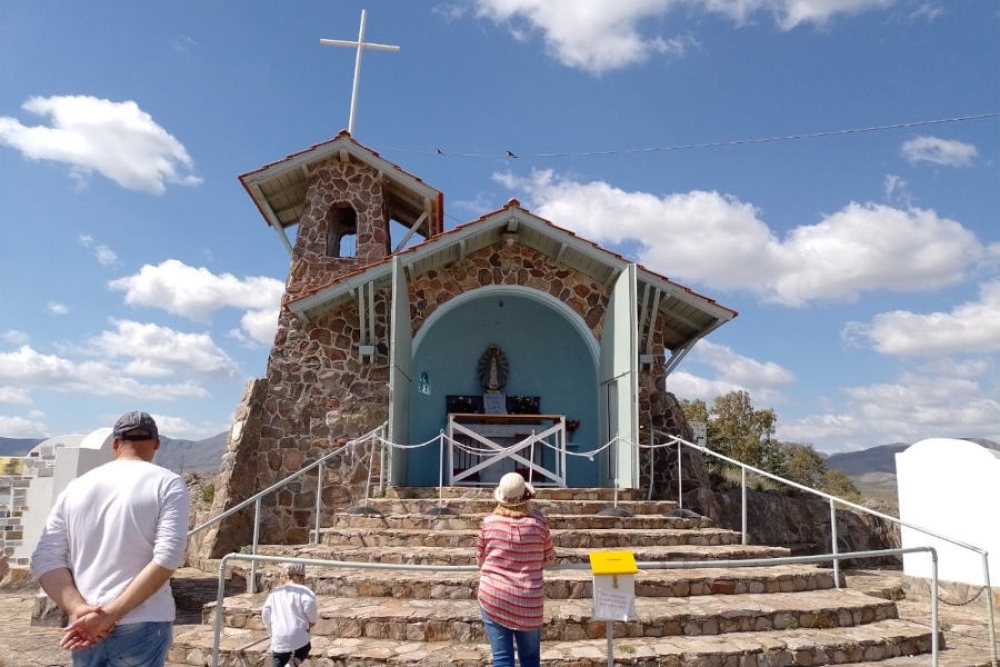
[407,286,601,487]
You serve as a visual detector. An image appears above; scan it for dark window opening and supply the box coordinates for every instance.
[326,204,358,258]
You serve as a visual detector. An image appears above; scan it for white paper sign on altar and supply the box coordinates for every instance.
[483,393,507,414]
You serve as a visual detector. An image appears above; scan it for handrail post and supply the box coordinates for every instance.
[249,497,261,594]
[677,441,683,510]
[313,462,324,545]
[830,497,840,588]
[378,429,387,496]
[984,552,998,666]
[931,548,939,666]
[741,466,748,545]
[363,438,374,506]
[438,431,446,505]
[212,555,230,667]
[645,425,654,501]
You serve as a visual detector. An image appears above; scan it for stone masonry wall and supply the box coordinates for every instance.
[635,310,718,514]
[408,242,608,334]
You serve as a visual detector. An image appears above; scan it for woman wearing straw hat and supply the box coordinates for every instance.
[476,472,556,667]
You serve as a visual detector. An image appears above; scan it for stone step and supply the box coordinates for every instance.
[326,512,711,531]
[359,497,678,516]
[252,543,792,567]
[385,486,650,502]
[170,617,939,667]
[314,526,742,549]
[206,588,901,641]
[236,563,836,599]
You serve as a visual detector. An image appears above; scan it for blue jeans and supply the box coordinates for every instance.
[71,621,172,667]
[481,609,541,667]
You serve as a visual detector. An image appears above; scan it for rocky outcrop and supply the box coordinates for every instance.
[709,488,901,566]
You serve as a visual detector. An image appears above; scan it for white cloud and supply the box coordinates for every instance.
[667,371,746,407]
[79,234,118,266]
[901,136,978,167]
[240,309,280,346]
[844,280,1000,357]
[83,319,238,380]
[690,339,794,389]
[668,340,794,406]
[145,412,227,441]
[909,3,943,21]
[882,174,911,207]
[471,0,901,73]
[0,96,201,194]
[0,387,32,405]
[47,302,69,316]
[2,331,30,346]
[500,169,990,306]
[473,0,693,74]
[769,0,899,29]
[844,372,1000,441]
[0,414,48,438]
[777,413,865,449]
[108,260,284,335]
[0,345,209,401]
[779,360,1000,452]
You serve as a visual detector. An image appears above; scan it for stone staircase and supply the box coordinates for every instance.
[169,486,947,666]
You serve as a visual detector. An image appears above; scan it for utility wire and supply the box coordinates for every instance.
[392,111,1000,160]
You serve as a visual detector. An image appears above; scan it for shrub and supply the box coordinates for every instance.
[200,483,215,504]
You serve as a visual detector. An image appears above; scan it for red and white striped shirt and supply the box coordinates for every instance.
[476,512,556,631]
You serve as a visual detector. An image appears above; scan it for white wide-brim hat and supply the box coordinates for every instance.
[494,472,536,506]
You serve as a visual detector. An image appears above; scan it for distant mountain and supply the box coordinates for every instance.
[0,432,228,474]
[826,438,1000,478]
[825,443,909,477]
[0,437,44,457]
[155,432,228,474]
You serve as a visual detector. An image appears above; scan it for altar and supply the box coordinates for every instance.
[447,413,568,487]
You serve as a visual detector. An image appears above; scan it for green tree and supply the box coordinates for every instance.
[820,469,862,503]
[680,399,709,425]
[707,391,780,475]
[782,443,827,488]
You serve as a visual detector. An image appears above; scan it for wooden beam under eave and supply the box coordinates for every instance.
[555,242,568,264]
[603,267,621,287]
[250,183,295,257]
[644,288,662,357]
[393,211,428,253]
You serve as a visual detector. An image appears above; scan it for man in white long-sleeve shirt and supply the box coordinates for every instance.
[31,411,190,667]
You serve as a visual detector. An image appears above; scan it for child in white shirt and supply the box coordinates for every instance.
[262,563,317,667]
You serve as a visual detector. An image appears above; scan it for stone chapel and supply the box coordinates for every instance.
[199,131,736,555]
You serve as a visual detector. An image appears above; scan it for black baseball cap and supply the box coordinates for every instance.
[112,411,159,441]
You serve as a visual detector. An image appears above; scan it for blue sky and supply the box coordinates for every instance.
[0,1,997,453]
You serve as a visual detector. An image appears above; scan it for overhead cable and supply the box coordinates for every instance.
[393,111,1000,160]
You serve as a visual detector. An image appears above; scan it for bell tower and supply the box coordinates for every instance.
[240,131,443,300]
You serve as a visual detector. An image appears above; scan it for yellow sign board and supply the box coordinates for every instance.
[588,550,637,576]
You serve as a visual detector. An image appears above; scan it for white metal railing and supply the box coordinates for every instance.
[210,546,944,667]
[184,423,995,663]
[653,430,997,665]
[187,422,386,592]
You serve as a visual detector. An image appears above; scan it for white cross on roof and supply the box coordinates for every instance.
[320,9,400,135]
